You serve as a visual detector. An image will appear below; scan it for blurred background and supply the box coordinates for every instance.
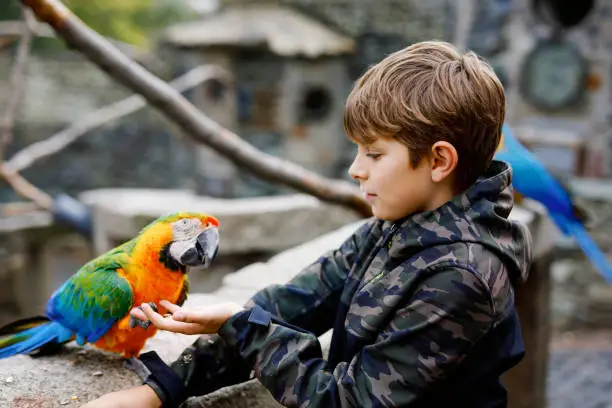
[1,0,612,407]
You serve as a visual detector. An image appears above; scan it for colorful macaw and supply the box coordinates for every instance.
[0,212,220,359]
[496,124,612,283]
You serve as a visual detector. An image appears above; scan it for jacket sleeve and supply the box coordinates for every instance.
[143,219,376,407]
[217,265,496,408]
[243,219,376,336]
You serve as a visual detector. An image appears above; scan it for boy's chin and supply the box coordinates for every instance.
[372,205,416,222]
[371,207,401,222]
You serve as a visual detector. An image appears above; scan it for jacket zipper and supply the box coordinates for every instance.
[355,222,399,292]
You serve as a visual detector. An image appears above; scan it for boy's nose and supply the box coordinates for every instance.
[348,158,367,181]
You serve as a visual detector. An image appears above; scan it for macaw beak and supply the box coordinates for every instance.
[179,226,220,268]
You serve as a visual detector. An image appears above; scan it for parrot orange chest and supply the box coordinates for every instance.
[123,246,186,308]
[94,233,187,357]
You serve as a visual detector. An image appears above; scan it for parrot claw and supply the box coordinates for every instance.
[129,315,150,329]
[129,302,159,330]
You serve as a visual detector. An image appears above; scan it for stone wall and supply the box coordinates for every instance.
[0,52,197,202]
[162,45,356,198]
[220,0,511,75]
[167,0,513,199]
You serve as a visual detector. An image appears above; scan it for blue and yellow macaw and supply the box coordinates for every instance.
[496,124,612,283]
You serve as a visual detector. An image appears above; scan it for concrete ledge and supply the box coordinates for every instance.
[0,210,52,233]
[79,189,362,255]
[0,293,283,408]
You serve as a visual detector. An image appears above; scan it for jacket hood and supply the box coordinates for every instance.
[385,160,532,286]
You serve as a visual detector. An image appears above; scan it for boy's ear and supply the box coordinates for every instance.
[429,141,458,183]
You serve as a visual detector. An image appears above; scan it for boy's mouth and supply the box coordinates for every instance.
[363,192,377,201]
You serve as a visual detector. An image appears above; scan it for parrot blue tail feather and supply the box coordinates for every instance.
[563,218,612,285]
[0,316,50,336]
[0,321,73,359]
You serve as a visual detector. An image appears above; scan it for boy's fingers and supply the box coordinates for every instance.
[140,303,201,334]
[130,307,147,321]
[172,309,198,323]
[140,303,161,320]
[160,300,181,313]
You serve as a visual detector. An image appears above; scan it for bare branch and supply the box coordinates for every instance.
[5,65,231,173]
[20,0,372,217]
[0,6,52,210]
[0,7,36,157]
[0,164,53,209]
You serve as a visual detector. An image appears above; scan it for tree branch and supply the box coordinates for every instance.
[0,6,53,210]
[1,8,36,157]
[0,164,53,209]
[20,0,372,218]
[5,65,231,173]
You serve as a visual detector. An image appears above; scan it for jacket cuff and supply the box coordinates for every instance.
[138,351,188,408]
[218,305,312,349]
[218,305,273,345]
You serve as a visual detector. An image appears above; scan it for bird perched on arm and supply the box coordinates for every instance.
[0,212,220,360]
[495,124,612,283]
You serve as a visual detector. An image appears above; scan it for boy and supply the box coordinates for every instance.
[84,40,532,408]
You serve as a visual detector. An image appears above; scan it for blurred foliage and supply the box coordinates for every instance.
[0,0,196,48]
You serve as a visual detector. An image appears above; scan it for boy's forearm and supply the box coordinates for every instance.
[169,334,252,394]
[142,334,251,407]
[244,219,376,335]
[214,267,496,408]
[137,385,164,408]
[82,385,162,408]
[217,305,349,407]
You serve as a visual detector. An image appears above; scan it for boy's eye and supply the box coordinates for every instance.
[366,153,381,160]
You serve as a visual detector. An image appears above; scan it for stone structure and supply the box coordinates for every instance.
[158,0,513,197]
[159,3,358,197]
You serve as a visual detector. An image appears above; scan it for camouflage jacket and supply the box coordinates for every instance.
[143,160,532,408]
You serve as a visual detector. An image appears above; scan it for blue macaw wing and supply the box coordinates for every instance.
[46,255,133,344]
[497,124,575,216]
[499,125,612,282]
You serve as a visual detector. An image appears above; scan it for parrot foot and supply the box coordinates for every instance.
[129,302,159,330]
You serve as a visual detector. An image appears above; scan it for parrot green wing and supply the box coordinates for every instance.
[106,239,137,257]
[47,251,135,344]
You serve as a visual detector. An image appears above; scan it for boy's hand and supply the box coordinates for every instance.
[81,385,162,408]
[131,300,244,335]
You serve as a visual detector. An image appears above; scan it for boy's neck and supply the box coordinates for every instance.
[422,184,456,213]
